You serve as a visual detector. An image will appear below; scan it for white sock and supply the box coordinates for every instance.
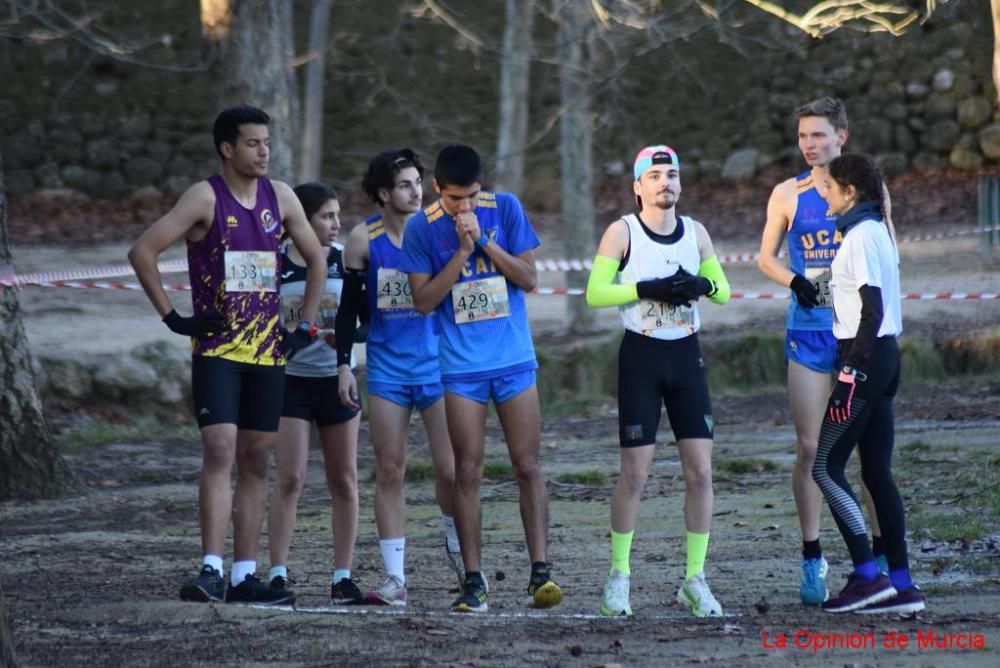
[442,515,460,553]
[231,560,256,587]
[380,537,406,583]
[202,554,224,577]
[268,565,287,581]
[332,568,351,584]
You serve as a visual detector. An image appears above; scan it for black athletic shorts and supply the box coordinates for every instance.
[617,330,714,447]
[191,355,285,431]
[281,374,360,427]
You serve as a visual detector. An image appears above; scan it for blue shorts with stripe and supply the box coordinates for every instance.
[368,381,444,411]
[444,369,536,406]
[785,329,838,374]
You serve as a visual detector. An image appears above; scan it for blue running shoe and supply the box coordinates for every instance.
[874,554,889,576]
[800,556,829,605]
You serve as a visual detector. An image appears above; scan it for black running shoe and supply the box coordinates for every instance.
[451,572,488,613]
[527,563,563,609]
[179,565,225,603]
[330,577,364,605]
[269,574,296,592]
[227,574,295,606]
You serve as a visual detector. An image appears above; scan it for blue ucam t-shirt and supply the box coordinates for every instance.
[787,170,841,331]
[364,214,441,385]
[399,191,540,380]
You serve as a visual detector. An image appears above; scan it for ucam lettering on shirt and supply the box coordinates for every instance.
[798,228,843,250]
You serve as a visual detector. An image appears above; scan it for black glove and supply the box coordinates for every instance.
[162,309,224,339]
[668,267,714,306]
[280,328,314,360]
[636,274,685,303]
[790,274,820,308]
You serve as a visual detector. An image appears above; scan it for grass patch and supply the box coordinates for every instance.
[705,333,786,390]
[483,461,514,481]
[57,417,199,451]
[368,457,438,484]
[405,458,436,483]
[909,512,987,542]
[556,469,606,486]
[899,337,946,381]
[716,457,778,474]
[902,439,932,453]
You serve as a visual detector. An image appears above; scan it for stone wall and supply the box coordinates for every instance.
[0,1,994,200]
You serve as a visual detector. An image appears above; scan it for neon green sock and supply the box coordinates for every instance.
[610,530,634,576]
[685,531,710,581]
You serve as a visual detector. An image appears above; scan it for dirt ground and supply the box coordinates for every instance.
[3,178,1000,667]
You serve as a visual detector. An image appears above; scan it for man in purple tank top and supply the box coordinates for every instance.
[129,106,327,605]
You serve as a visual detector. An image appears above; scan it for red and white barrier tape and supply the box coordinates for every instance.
[2,258,187,286]
[14,279,998,301]
[531,287,998,300]
[3,224,999,287]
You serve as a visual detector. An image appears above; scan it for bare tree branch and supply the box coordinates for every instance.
[2,0,207,71]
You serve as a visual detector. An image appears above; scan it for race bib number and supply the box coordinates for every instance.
[451,276,510,324]
[281,294,339,329]
[639,299,694,331]
[377,268,414,310]
[224,251,277,293]
[805,267,832,308]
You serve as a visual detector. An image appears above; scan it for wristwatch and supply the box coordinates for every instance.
[839,365,866,382]
[296,320,319,339]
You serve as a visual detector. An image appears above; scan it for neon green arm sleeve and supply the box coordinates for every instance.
[699,255,730,305]
[585,254,638,308]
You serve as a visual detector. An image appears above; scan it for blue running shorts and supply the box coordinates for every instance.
[785,329,838,374]
[368,381,445,411]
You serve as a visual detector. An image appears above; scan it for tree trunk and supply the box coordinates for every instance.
[557,1,595,331]
[495,0,534,194]
[0,581,16,668]
[992,0,1000,119]
[219,0,299,183]
[298,0,334,184]
[0,154,71,501]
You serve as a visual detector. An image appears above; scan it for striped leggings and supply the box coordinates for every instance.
[812,336,908,572]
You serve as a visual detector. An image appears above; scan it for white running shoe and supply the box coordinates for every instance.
[365,575,407,607]
[445,545,464,589]
[676,573,723,617]
[600,570,632,617]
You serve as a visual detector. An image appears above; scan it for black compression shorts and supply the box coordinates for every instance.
[617,330,714,447]
[281,374,360,427]
[191,355,285,431]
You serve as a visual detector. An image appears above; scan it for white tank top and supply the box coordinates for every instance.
[618,214,702,341]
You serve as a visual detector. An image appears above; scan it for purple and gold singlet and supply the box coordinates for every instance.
[187,174,283,365]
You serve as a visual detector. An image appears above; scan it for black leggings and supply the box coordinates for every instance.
[813,336,907,572]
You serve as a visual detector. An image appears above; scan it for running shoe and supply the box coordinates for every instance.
[226,574,295,606]
[527,563,563,609]
[365,575,407,606]
[445,545,465,589]
[179,565,225,603]
[676,573,723,617]
[822,573,895,613]
[800,556,829,605]
[451,572,488,613]
[874,554,889,576]
[269,574,296,592]
[600,570,632,617]
[331,577,365,605]
[857,585,925,615]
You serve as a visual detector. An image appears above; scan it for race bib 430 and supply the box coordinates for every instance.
[377,268,414,310]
